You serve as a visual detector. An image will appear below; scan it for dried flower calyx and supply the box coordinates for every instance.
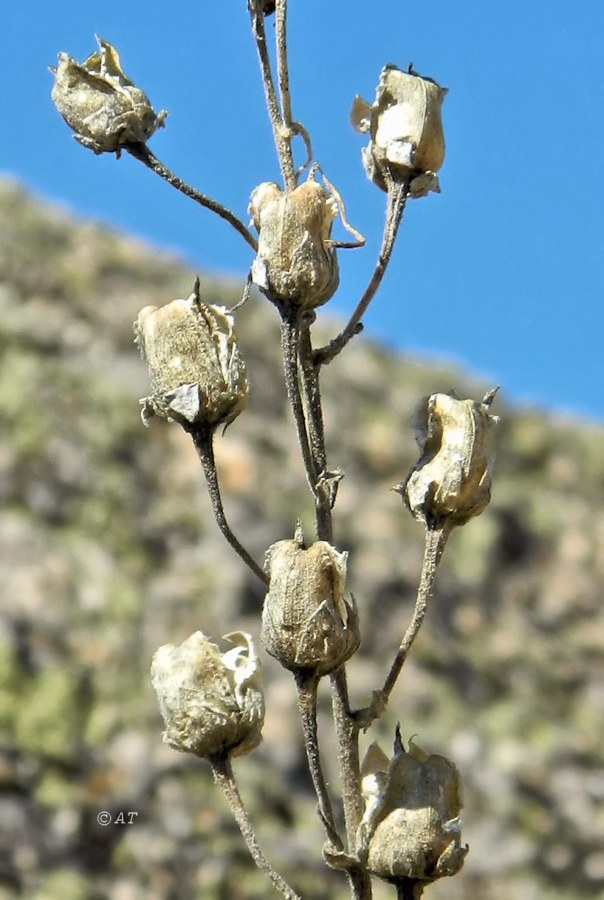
[151,631,264,760]
[261,524,360,675]
[358,729,468,884]
[249,177,339,311]
[397,390,499,528]
[351,64,447,198]
[134,279,248,429]
[51,36,167,155]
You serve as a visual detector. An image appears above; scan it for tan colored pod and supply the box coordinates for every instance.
[134,282,248,428]
[51,36,166,155]
[352,65,447,195]
[249,179,339,310]
[151,631,264,760]
[261,526,360,675]
[397,391,498,528]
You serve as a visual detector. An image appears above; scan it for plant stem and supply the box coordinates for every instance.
[248,0,296,189]
[294,671,343,851]
[210,754,301,899]
[124,142,258,251]
[280,315,318,497]
[359,525,450,729]
[396,880,424,900]
[298,320,334,540]
[187,424,268,586]
[314,181,409,366]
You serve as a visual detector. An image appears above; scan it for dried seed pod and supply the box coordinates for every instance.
[351,65,447,196]
[51,36,167,155]
[249,179,339,311]
[151,631,264,760]
[134,281,248,428]
[261,526,360,675]
[359,731,468,884]
[397,391,498,528]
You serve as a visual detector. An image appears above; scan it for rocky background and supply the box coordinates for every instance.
[0,179,602,899]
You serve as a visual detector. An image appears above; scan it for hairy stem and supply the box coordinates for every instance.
[280,315,318,497]
[298,320,334,540]
[210,754,301,899]
[248,0,296,189]
[314,180,409,366]
[124,142,258,251]
[187,425,268,586]
[358,524,451,730]
[295,671,343,851]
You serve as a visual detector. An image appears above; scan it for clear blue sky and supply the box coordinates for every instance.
[3,2,603,421]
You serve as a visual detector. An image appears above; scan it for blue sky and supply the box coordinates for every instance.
[3,2,604,421]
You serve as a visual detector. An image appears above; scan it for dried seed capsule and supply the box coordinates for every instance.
[134,281,248,428]
[359,731,468,884]
[249,179,339,311]
[261,526,360,675]
[351,65,447,197]
[151,631,264,760]
[397,391,498,528]
[51,36,167,155]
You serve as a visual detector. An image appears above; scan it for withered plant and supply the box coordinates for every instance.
[51,4,498,898]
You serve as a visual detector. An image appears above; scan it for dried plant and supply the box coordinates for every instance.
[52,5,499,898]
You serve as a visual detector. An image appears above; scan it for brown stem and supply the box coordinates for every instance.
[124,142,258,251]
[396,880,424,900]
[298,320,334,540]
[280,315,318,497]
[210,754,301,899]
[294,671,343,851]
[248,0,296,189]
[187,425,268,586]
[358,525,451,730]
[314,181,409,367]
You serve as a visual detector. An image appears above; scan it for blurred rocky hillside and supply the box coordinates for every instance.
[0,179,602,900]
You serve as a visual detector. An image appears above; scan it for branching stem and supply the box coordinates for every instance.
[248,0,296,189]
[314,180,409,367]
[187,425,268,586]
[210,754,301,899]
[124,142,258,251]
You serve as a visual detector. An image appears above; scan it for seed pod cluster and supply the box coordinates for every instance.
[51,36,166,155]
[398,391,498,528]
[359,733,468,884]
[151,631,264,760]
[351,65,447,197]
[249,179,339,311]
[261,528,360,675]
[134,283,248,429]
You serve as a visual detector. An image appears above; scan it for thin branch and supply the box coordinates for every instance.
[210,753,302,899]
[280,315,318,498]
[186,424,268,586]
[294,671,344,852]
[248,0,296,189]
[124,142,258,251]
[357,524,451,730]
[314,180,409,367]
[275,0,293,131]
[297,320,334,540]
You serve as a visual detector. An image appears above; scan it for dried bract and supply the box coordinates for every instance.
[249,179,339,311]
[398,391,498,528]
[51,36,167,155]
[261,527,360,675]
[151,631,264,759]
[134,284,248,429]
[351,65,447,196]
[359,733,468,884]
